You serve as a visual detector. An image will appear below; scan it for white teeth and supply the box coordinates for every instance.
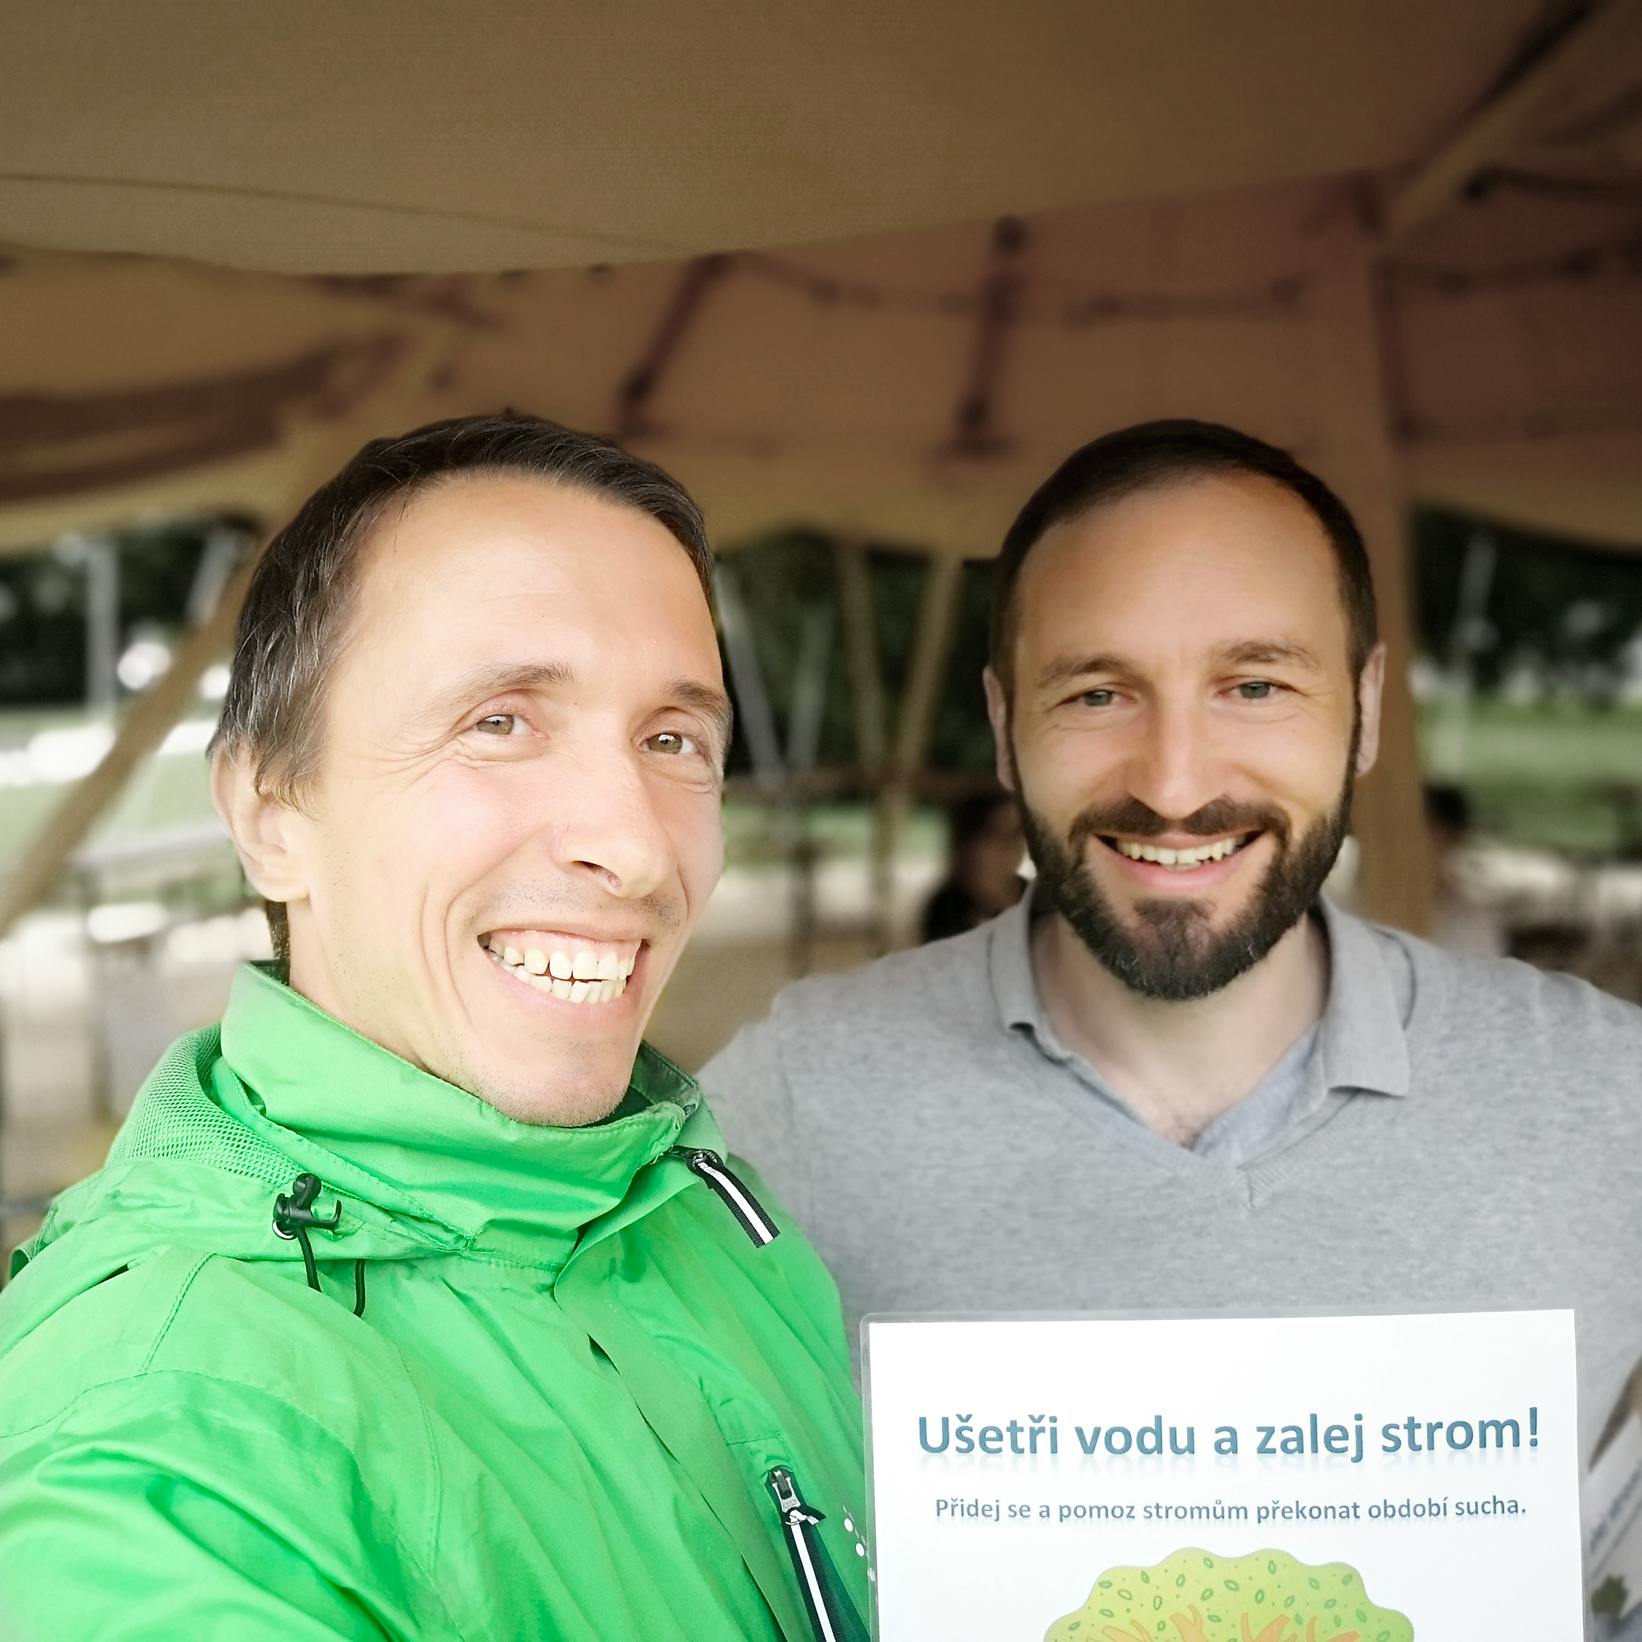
[484,933,640,1001]
[1114,835,1246,869]
[483,943,630,1005]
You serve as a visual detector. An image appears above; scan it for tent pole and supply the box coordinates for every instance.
[834,541,887,769]
[613,255,732,440]
[715,561,823,975]
[875,553,964,950]
[783,603,834,975]
[1308,218,1433,933]
[1382,0,1642,248]
[947,218,1029,458]
[0,542,259,940]
[834,541,891,949]
[79,535,121,712]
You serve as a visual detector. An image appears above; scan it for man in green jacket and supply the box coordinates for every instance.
[0,414,871,1642]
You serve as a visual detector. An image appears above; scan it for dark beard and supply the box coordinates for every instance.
[1017,736,1357,1003]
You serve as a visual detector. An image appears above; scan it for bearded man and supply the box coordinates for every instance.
[701,419,1642,1475]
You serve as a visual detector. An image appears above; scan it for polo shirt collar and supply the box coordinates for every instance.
[988,885,1410,1099]
[988,886,1050,1039]
[1313,896,1411,1098]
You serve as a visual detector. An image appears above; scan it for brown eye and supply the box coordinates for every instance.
[475,713,519,736]
[645,730,697,756]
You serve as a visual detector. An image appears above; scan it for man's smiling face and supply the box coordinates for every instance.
[267,473,728,1124]
[987,471,1383,1001]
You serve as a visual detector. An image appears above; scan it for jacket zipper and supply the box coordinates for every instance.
[669,1147,780,1246]
[766,1466,847,1642]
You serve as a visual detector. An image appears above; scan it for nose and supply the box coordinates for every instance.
[547,747,674,902]
[1123,698,1224,823]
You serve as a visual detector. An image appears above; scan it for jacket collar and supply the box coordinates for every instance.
[218,963,699,1272]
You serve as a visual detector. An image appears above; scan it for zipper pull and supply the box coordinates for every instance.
[669,1146,781,1247]
[769,1465,824,1527]
[768,1466,862,1642]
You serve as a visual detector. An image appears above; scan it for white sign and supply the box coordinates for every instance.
[865,1310,1581,1640]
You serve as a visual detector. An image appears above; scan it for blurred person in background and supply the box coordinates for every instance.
[703,419,1642,1494]
[1423,781,1507,958]
[919,789,1026,943]
[0,415,869,1642]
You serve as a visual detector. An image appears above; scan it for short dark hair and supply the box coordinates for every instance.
[988,419,1378,689]
[211,411,714,960]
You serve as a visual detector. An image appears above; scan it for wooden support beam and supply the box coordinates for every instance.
[946,217,1029,458]
[833,540,886,772]
[893,554,965,789]
[871,553,965,949]
[1306,225,1433,933]
[834,540,892,948]
[785,605,833,773]
[0,337,407,507]
[0,542,259,938]
[1382,0,1642,248]
[614,255,732,441]
[712,560,785,785]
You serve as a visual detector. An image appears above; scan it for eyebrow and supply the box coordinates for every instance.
[415,662,577,726]
[1034,638,1324,693]
[663,678,736,758]
[1035,653,1132,692]
[1214,639,1324,671]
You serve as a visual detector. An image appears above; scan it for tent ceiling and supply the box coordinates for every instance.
[2,0,1554,274]
[1,0,1639,556]
[4,159,1640,557]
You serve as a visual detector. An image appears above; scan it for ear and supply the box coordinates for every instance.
[211,750,311,905]
[1353,643,1386,778]
[982,666,1016,793]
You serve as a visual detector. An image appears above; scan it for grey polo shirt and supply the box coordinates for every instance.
[701,896,1642,1480]
[987,891,1409,1163]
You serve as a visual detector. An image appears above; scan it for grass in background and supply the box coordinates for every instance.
[1417,699,1642,857]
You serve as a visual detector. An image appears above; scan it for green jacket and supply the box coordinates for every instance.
[0,965,872,1641]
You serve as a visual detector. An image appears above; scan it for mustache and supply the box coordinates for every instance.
[1066,796,1289,851]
